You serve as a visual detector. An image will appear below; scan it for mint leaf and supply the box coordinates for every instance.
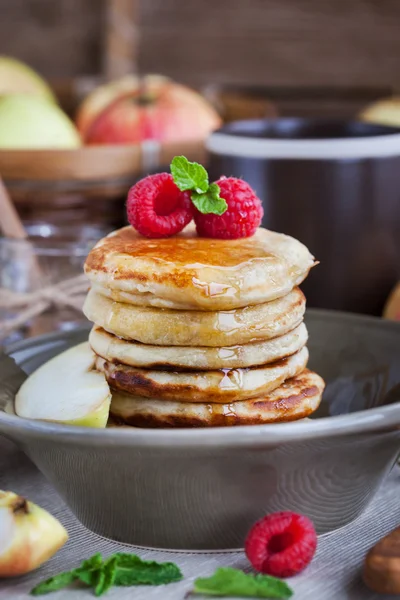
[31,552,182,596]
[94,570,106,597]
[170,155,228,217]
[75,569,99,587]
[171,156,209,193]
[93,557,118,598]
[75,553,104,587]
[30,571,77,595]
[95,556,117,596]
[32,554,104,596]
[191,182,228,215]
[80,553,103,571]
[193,567,293,598]
[113,553,183,586]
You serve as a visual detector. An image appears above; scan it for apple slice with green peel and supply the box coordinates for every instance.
[0,491,68,577]
[15,342,111,428]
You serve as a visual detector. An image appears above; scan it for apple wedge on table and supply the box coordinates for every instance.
[15,342,111,428]
[0,491,68,577]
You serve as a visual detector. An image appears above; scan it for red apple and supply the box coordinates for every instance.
[76,75,221,145]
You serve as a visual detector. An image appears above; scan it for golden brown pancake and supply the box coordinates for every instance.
[109,369,324,427]
[90,322,308,370]
[84,224,315,311]
[83,287,306,347]
[89,322,308,370]
[95,346,308,403]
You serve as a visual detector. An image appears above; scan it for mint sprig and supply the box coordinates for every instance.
[171,155,228,216]
[31,552,183,596]
[171,155,209,194]
[192,567,293,598]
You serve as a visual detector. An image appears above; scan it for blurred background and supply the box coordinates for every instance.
[2,0,399,115]
[0,0,400,117]
[1,0,400,342]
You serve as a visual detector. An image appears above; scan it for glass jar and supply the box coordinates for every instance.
[0,222,108,346]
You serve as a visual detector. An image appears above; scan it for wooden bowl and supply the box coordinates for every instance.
[0,140,207,228]
[0,140,207,184]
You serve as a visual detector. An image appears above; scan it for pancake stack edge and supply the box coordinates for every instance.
[83,225,325,428]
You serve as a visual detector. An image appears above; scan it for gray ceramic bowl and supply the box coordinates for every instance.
[0,310,399,551]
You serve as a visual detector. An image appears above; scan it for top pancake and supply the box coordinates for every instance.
[84,224,315,310]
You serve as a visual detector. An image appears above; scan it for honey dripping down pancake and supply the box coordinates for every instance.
[84,224,316,311]
[95,346,309,403]
[83,287,306,347]
[89,322,308,370]
[109,369,325,428]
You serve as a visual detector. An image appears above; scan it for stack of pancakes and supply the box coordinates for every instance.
[83,225,325,427]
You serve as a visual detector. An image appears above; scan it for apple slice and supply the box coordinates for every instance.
[0,491,68,577]
[15,342,111,428]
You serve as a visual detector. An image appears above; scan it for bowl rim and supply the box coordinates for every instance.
[207,118,400,160]
[1,309,400,449]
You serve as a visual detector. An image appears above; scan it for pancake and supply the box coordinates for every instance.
[106,416,312,428]
[89,322,308,370]
[95,346,308,403]
[83,287,306,347]
[84,224,315,310]
[109,369,324,427]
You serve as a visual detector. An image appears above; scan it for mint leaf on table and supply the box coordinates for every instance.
[30,571,77,595]
[192,567,293,598]
[80,553,103,571]
[170,155,228,216]
[112,552,183,586]
[31,552,182,596]
[75,569,100,587]
[171,155,209,193]
[75,553,105,587]
[91,555,118,597]
[73,552,103,587]
[94,570,106,598]
[192,182,228,215]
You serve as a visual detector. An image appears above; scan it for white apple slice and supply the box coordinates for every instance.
[0,491,68,577]
[15,342,111,428]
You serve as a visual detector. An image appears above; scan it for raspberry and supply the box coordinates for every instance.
[245,511,317,578]
[193,176,263,239]
[127,173,192,238]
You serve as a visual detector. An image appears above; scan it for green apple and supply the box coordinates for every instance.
[0,94,81,149]
[0,491,68,577]
[0,55,56,102]
[359,97,400,127]
[15,342,111,427]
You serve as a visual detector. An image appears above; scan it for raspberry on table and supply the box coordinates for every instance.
[193,176,263,239]
[245,511,317,578]
[127,173,193,238]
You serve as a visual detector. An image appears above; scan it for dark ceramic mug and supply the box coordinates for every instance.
[207,119,400,315]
